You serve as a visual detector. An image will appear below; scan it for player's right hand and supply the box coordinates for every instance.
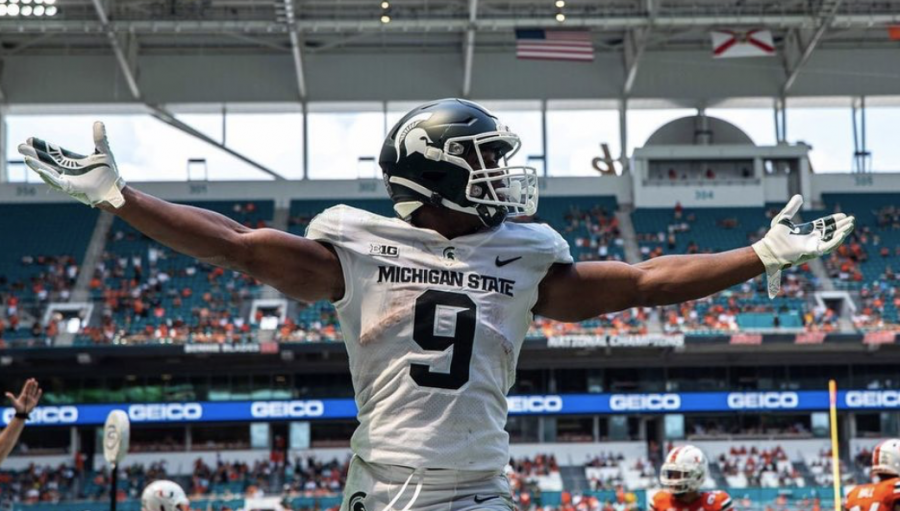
[17,121,126,209]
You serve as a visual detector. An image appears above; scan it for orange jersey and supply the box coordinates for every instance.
[845,478,900,511]
[651,491,733,511]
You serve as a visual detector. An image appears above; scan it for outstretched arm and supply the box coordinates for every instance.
[0,379,42,465]
[535,248,762,322]
[18,122,343,303]
[535,196,854,322]
[107,187,343,302]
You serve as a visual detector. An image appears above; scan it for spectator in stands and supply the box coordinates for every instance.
[0,379,42,465]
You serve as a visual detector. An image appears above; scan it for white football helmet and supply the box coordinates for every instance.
[141,480,189,511]
[660,445,708,494]
[872,439,900,477]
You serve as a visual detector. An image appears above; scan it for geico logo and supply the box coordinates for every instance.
[728,392,799,410]
[846,391,900,408]
[251,401,325,419]
[507,396,564,413]
[3,406,79,425]
[610,394,680,411]
[128,403,203,422]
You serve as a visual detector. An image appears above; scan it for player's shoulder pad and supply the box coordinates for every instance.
[705,491,732,511]
[305,205,388,246]
[501,221,573,265]
[650,490,670,511]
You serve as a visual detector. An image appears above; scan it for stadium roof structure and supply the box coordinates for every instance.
[3,0,900,104]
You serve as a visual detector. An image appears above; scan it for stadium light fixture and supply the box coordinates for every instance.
[380,14,390,23]
[555,0,565,7]
[555,12,565,22]
[45,4,55,14]
[0,5,7,14]
[34,5,43,15]
[21,4,30,14]
[381,1,389,8]
[8,4,19,14]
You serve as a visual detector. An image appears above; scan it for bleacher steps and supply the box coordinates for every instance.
[71,211,115,303]
[560,465,591,494]
[794,460,816,487]
[56,210,114,346]
[708,462,729,488]
[615,206,641,265]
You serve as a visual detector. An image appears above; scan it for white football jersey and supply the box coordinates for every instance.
[306,205,572,471]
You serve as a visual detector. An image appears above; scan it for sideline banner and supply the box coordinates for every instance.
[6,389,900,427]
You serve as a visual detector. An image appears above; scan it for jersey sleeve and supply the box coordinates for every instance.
[716,492,733,511]
[305,205,356,307]
[883,480,900,509]
[532,222,574,266]
[705,491,732,511]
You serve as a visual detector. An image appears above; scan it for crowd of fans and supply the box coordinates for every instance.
[718,445,804,488]
[558,205,624,263]
[807,448,857,486]
[0,463,78,504]
[3,198,900,349]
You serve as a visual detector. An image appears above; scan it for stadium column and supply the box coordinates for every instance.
[541,100,548,178]
[618,99,628,171]
[0,105,6,183]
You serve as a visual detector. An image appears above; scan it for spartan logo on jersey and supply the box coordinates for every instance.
[443,247,456,260]
[394,112,434,162]
[349,492,367,511]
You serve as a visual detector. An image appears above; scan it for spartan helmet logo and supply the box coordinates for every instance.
[404,128,433,158]
[394,112,433,162]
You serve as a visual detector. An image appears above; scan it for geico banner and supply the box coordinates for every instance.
[1,390,898,426]
[0,399,357,427]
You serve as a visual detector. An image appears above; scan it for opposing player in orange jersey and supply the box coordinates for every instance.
[651,445,732,511]
[846,439,900,511]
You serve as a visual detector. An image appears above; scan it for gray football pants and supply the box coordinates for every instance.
[340,455,515,511]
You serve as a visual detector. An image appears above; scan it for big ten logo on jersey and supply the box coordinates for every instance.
[369,244,399,258]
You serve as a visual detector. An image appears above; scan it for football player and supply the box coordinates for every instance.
[651,445,731,511]
[142,480,190,511]
[845,439,900,511]
[18,99,854,511]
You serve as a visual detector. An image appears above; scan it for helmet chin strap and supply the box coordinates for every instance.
[389,176,502,227]
[394,201,423,220]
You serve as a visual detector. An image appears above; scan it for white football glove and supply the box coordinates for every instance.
[17,121,126,208]
[752,194,854,299]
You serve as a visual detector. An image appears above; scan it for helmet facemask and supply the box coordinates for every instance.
[441,130,539,221]
[660,466,703,494]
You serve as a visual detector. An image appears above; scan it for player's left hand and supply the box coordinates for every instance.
[752,194,854,299]
[6,378,42,415]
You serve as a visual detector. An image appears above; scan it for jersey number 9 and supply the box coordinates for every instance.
[410,290,477,390]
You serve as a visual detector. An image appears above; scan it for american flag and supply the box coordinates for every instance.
[515,29,594,62]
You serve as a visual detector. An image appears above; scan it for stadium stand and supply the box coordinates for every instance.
[634,204,817,333]
[79,200,274,345]
[0,203,98,348]
[821,193,900,330]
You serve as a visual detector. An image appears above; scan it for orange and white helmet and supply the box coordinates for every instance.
[872,439,900,477]
[141,480,189,511]
[661,445,708,494]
